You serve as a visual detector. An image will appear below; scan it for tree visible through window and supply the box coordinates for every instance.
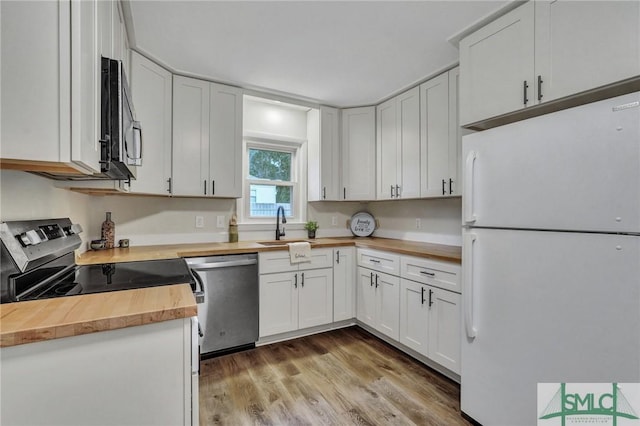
[248,148,294,217]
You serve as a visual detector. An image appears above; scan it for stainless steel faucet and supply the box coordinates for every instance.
[275,206,287,240]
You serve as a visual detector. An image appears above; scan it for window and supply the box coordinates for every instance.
[248,148,293,217]
[240,138,306,224]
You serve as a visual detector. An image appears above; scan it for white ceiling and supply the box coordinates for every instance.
[128,1,508,107]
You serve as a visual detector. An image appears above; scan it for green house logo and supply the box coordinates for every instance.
[539,383,639,426]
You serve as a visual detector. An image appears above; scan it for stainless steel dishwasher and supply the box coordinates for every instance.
[186,253,259,356]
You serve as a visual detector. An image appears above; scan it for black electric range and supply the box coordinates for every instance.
[0,218,195,303]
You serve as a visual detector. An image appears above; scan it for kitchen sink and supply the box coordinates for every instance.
[256,239,316,247]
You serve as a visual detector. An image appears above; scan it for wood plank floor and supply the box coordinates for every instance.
[199,326,471,425]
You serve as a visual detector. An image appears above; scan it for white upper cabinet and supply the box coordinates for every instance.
[534,0,640,104]
[308,106,341,201]
[459,1,535,126]
[460,0,640,127]
[172,76,210,197]
[376,87,420,200]
[420,67,463,197]
[341,107,376,201]
[129,52,173,195]
[172,76,242,198]
[209,83,243,198]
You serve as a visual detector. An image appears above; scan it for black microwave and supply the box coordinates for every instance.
[100,57,142,180]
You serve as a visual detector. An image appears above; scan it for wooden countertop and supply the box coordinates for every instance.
[0,284,196,348]
[2,237,458,348]
[77,237,461,265]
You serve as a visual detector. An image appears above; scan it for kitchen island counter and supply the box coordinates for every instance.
[77,237,461,265]
[0,283,196,347]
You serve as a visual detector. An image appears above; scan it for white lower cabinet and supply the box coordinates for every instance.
[1,318,197,426]
[333,247,355,322]
[399,279,461,374]
[356,266,400,341]
[259,269,333,337]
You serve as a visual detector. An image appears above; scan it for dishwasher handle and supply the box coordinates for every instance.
[190,269,206,304]
[188,258,257,270]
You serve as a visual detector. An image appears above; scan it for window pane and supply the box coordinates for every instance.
[250,184,292,217]
[249,149,291,181]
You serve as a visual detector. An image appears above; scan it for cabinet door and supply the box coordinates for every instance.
[298,269,333,329]
[535,0,640,104]
[356,267,376,327]
[398,87,421,199]
[172,76,210,196]
[320,106,341,201]
[333,248,355,322]
[375,271,400,340]
[459,1,535,126]
[259,272,298,337]
[399,279,429,357]
[209,82,242,198]
[420,72,450,198]
[427,287,461,374]
[448,67,469,197]
[129,52,172,195]
[376,98,398,200]
[1,1,72,164]
[341,107,376,201]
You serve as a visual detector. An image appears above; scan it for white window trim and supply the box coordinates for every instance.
[237,132,307,227]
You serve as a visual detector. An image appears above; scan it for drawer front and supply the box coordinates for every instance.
[260,248,334,274]
[298,248,334,271]
[259,251,297,274]
[357,248,400,276]
[400,255,460,293]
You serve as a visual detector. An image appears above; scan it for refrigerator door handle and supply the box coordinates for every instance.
[464,151,477,224]
[463,232,477,338]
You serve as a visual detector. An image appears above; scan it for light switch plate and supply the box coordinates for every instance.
[216,215,225,228]
[195,216,204,228]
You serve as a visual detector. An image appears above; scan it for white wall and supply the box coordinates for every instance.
[308,198,462,245]
[243,99,308,140]
[0,170,92,247]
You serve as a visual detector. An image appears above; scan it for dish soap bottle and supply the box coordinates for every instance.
[101,212,115,249]
[229,214,238,243]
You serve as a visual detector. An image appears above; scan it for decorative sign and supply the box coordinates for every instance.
[350,212,376,237]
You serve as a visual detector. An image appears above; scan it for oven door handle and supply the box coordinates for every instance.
[190,269,205,304]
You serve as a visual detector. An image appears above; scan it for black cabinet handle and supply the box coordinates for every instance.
[167,178,172,194]
[375,274,379,288]
[204,180,207,195]
[537,75,543,101]
[421,286,425,305]
[336,251,340,264]
[212,180,215,195]
[449,178,453,194]
[323,187,326,199]
[442,179,446,195]
[370,272,374,286]
[396,185,400,198]
[294,273,298,288]
[390,185,395,198]
[523,80,529,105]
[428,289,434,307]
[420,270,435,277]
[343,187,346,200]
[301,272,304,287]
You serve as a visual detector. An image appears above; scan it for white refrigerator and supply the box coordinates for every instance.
[461,91,640,425]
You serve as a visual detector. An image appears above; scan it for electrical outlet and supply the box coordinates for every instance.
[195,216,204,228]
[415,218,421,229]
[216,215,225,228]
[331,216,337,226]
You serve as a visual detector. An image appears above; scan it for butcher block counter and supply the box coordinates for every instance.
[0,284,196,347]
[76,237,462,265]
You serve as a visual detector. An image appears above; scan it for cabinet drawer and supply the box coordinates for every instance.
[259,248,334,274]
[259,251,297,274]
[299,248,334,271]
[400,255,460,293]
[357,248,400,276]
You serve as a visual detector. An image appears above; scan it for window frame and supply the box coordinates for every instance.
[238,133,307,225]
